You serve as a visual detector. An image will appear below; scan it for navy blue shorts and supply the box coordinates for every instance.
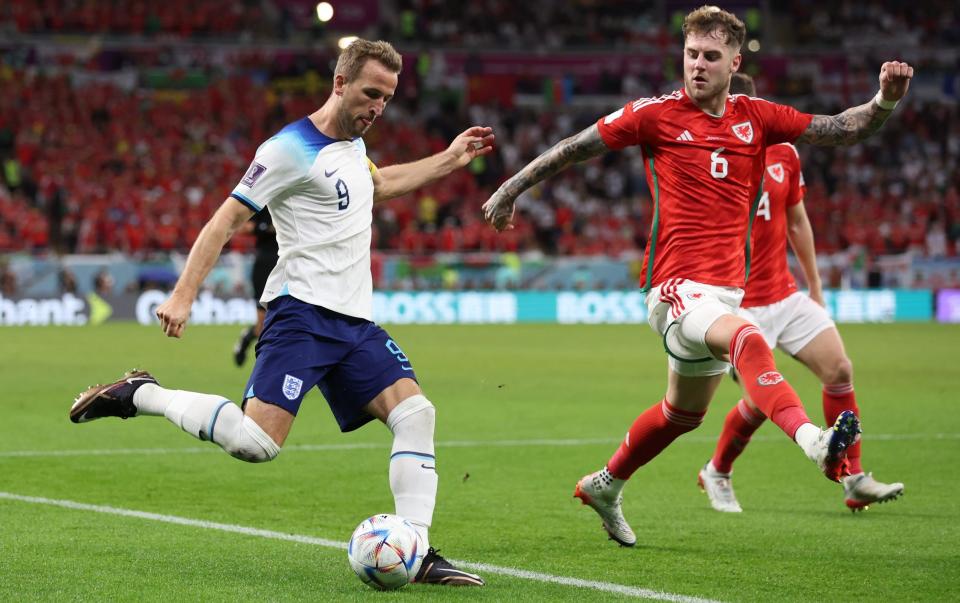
[243,296,418,432]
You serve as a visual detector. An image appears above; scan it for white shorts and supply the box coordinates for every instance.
[646,278,744,377]
[737,292,836,356]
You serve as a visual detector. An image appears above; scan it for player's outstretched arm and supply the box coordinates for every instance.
[373,126,494,203]
[796,61,913,146]
[155,198,254,338]
[786,201,824,306]
[483,123,609,231]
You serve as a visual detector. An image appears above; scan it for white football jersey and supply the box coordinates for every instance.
[231,117,377,319]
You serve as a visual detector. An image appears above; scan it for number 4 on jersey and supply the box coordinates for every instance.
[756,191,771,221]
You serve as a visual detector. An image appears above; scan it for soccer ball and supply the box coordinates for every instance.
[347,514,423,590]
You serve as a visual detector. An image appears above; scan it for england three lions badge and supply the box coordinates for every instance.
[282,374,303,400]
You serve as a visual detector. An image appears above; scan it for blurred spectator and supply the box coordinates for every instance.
[0,262,16,296]
[59,268,78,294]
[94,269,115,296]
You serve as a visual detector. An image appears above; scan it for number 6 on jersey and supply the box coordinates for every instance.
[710,147,728,179]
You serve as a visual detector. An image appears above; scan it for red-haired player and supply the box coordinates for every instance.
[697,73,904,514]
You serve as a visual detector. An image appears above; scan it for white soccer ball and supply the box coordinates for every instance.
[347,514,423,590]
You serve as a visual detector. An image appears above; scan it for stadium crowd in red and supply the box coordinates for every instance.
[0,63,647,256]
[1,63,958,261]
[1,1,958,261]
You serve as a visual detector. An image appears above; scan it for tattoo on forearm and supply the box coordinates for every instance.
[796,100,893,146]
[503,125,609,198]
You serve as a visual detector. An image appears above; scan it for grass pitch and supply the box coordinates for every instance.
[1,322,958,601]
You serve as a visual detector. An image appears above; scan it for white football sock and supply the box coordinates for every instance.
[133,383,176,416]
[794,422,821,457]
[597,466,626,496]
[135,384,279,463]
[387,395,437,550]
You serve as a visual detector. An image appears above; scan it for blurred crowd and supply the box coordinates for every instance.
[2,1,671,46]
[786,0,960,47]
[1,1,958,270]
[8,1,957,48]
[3,0,306,40]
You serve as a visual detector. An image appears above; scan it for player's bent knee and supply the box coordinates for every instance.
[386,394,435,429]
[222,415,281,463]
[835,357,854,383]
[822,356,854,385]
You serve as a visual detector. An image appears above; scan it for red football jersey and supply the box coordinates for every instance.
[597,89,812,290]
[741,143,806,308]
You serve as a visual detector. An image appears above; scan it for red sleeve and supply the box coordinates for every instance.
[785,145,805,207]
[755,99,813,145]
[596,98,661,150]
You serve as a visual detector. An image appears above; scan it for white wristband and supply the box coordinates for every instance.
[874,92,899,111]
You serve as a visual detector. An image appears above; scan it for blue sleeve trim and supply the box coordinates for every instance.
[230,192,262,212]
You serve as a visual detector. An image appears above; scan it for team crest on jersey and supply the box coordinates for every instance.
[241,161,267,187]
[282,374,304,400]
[766,162,785,183]
[757,371,784,386]
[732,121,754,144]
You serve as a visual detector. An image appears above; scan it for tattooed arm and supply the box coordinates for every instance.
[796,61,914,146]
[795,101,894,146]
[482,124,609,231]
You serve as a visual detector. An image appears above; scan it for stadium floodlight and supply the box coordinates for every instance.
[316,2,334,23]
[747,39,760,52]
[338,36,358,49]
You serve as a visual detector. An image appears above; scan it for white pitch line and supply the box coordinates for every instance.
[455,561,719,602]
[0,491,721,603]
[0,432,956,459]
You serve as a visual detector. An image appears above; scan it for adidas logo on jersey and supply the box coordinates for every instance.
[676,130,694,142]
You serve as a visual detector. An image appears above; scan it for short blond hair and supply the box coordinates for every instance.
[334,39,402,82]
[682,5,746,49]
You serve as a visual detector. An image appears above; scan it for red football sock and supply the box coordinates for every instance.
[730,325,811,439]
[823,383,862,474]
[711,399,766,474]
[607,399,705,480]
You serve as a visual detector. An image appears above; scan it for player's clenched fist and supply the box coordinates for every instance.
[155,294,192,338]
[878,61,913,103]
[482,187,517,232]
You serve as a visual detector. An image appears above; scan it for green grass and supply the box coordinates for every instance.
[1,323,958,601]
